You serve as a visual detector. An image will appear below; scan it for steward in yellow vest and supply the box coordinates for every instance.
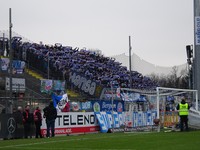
[176,98,190,131]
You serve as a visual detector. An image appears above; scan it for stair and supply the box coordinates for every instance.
[24,70,50,99]
[25,69,43,79]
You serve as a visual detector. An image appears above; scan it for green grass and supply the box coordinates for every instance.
[0,131,200,150]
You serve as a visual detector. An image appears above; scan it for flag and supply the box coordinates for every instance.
[116,88,121,98]
[52,93,69,111]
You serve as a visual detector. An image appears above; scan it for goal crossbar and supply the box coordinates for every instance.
[156,87,198,119]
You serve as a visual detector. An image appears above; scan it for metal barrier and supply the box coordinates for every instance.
[0,97,50,114]
[0,113,35,139]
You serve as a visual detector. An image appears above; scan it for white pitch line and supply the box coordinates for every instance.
[2,148,134,150]
[0,132,152,149]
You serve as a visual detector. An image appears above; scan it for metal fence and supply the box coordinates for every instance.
[0,97,50,114]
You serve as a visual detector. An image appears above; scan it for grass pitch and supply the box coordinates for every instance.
[0,131,200,150]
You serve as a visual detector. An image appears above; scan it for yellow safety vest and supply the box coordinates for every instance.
[179,103,189,116]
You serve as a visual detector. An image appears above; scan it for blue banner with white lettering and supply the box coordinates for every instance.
[131,111,157,127]
[80,101,92,110]
[12,60,25,74]
[92,100,124,112]
[95,112,124,133]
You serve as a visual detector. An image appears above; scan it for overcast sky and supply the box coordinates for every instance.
[0,0,194,67]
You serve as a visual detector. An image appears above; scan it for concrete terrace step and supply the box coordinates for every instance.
[25,69,43,79]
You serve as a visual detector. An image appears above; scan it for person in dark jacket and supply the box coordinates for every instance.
[43,101,57,138]
[34,107,43,138]
[13,106,24,139]
[23,105,33,138]
[176,98,190,131]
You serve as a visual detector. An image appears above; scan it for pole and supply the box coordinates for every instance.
[193,0,200,104]
[188,64,191,89]
[2,33,5,57]
[9,8,13,114]
[111,81,114,132]
[129,36,132,89]
[47,52,49,79]
[156,87,160,132]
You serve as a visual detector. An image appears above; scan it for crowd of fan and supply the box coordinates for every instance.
[1,37,158,90]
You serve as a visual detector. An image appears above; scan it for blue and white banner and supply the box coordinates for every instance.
[53,80,65,91]
[95,112,124,133]
[195,16,200,45]
[125,111,157,127]
[0,58,9,71]
[92,100,124,112]
[80,101,92,110]
[12,60,25,74]
[0,59,25,74]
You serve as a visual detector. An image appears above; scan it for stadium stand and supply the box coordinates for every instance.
[0,34,158,99]
[12,39,157,88]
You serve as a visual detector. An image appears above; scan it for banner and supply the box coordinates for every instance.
[124,111,157,128]
[12,60,25,74]
[100,88,121,100]
[41,112,99,135]
[69,72,96,96]
[40,79,53,93]
[91,100,124,112]
[0,114,32,139]
[40,79,65,94]
[195,16,200,45]
[53,80,65,91]
[0,58,9,71]
[95,112,124,133]
[5,77,26,92]
[0,59,25,74]
[80,101,92,110]
[120,90,147,102]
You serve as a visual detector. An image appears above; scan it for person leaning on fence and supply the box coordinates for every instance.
[176,98,190,131]
[43,101,57,138]
[34,107,43,138]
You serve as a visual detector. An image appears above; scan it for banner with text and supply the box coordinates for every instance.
[91,100,124,112]
[95,112,124,133]
[69,72,97,96]
[124,111,157,128]
[41,112,99,135]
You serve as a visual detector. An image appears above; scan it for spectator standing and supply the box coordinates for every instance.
[13,106,24,139]
[33,107,43,138]
[43,101,57,138]
[176,98,190,131]
[23,105,33,138]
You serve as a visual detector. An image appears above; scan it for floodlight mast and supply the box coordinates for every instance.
[9,8,13,114]
[193,0,200,103]
[129,36,132,89]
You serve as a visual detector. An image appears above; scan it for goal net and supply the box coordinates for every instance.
[156,87,199,130]
[119,88,158,132]
[120,87,199,132]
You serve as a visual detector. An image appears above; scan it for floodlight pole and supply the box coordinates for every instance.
[129,36,132,89]
[111,81,114,132]
[9,8,13,114]
[2,33,5,56]
[47,52,50,79]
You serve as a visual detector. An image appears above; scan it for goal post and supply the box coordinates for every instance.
[156,87,199,130]
[156,87,199,120]
[119,87,199,132]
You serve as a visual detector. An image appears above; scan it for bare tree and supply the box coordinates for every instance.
[147,66,189,89]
